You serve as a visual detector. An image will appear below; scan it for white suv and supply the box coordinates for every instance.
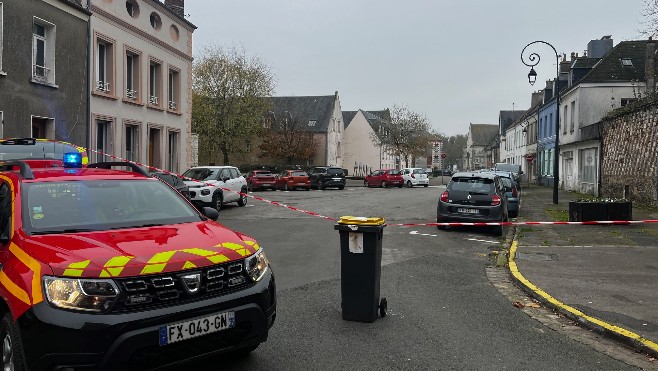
[182,166,248,211]
[401,168,429,188]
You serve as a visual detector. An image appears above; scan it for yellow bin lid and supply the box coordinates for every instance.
[337,216,386,226]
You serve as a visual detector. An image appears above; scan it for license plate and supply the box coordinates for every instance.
[159,311,235,346]
[262,183,272,186]
[332,178,342,181]
[457,208,478,214]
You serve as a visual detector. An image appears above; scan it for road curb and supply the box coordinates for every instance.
[508,239,658,359]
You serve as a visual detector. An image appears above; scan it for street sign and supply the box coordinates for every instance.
[526,155,534,163]
[441,152,447,159]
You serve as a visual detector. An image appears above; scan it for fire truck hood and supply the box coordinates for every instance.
[24,220,260,278]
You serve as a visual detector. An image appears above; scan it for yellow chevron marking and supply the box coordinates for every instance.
[140,251,177,274]
[182,261,197,269]
[100,256,134,277]
[9,243,42,304]
[208,254,230,264]
[181,248,216,257]
[0,271,30,305]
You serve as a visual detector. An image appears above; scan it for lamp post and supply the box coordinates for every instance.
[521,41,560,204]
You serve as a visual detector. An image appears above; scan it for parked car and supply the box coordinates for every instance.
[275,170,311,191]
[364,169,404,188]
[436,172,509,236]
[246,169,276,191]
[150,171,191,200]
[309,166,346,190]
[481,170,520,218]
[401,167,429,188]
[182,166,248,211]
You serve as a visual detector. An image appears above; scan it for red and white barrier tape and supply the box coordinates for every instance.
[73,146,658,227]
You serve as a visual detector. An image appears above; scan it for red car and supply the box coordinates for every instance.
[364,169,404,188]
[275,170,311,191]
[246,169,276,191]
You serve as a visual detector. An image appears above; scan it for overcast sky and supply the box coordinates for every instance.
[185,0,647,136]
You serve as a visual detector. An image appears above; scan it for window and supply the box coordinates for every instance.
[0,112,3,138]
[167,67,180,111]
[0,2,4,73]
[126,0,139,18]
[125,47,141,101]
[569,101,575,132]
[125,123,139,162]
[580,148,597,184]
[562,105,567,134]
[148,126,162,168]
[31,116,54,138]
[95,33,115,95]
[621,58,633,67]
[95,119,113,162]
[150,12,162,30]
[149,59,162,107]
[0,182,12,243]
[167,130,180,173]
[549,113,553,137]
[32,18,55,84]
[620,98,636,107]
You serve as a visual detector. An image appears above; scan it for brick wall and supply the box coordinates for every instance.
[601,104,658,207]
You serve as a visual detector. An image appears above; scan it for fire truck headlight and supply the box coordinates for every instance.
[245,249,269,282]
[43,276,119,312]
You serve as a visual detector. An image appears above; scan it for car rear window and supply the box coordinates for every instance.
[292,171,308,177]
[449,177,494,193]
[500,177,513,188]
[327,168,344,176]
[388,170,401,175]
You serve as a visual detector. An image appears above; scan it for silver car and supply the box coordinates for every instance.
[182,166,248,211]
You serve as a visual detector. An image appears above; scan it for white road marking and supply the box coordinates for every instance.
[409,231,498,244]
[466,238,499,244]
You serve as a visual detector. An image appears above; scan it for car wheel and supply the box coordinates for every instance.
[284,183,289,191]
[406,180,413,188]
[493,215,508,236]
[305,187,310,191]
[423,184,429,188]
[510,211,518,218]
[0,313,25,371]
[247,183,253,193]
[364,180,369,187]
[318,181,325,190]
[237,188,248,207]
[397,184,403,188]
[230,343,259,358]
[338,185,344,190]
[212,193,223,211]
[436,219,447,230]
[381,181,386,188]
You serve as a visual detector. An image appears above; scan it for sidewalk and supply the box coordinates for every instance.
[511,184,658,357]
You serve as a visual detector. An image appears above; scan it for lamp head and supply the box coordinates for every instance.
[528,67,537,86]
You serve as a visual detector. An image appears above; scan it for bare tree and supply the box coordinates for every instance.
[192,45,276,165]
[370,105,432,168]
[640,0,658,38]
[259,111,319,165]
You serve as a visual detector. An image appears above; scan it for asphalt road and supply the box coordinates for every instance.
[189,180,639,370]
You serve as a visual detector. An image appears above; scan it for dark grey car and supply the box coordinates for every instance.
[309,166,346,190]
[436,172,509,236]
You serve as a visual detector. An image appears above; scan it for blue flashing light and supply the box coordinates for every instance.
[63,152,83,168]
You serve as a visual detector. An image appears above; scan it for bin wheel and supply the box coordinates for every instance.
[379,297,387,317]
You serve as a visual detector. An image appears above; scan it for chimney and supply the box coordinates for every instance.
[559,53,571,74]
[531,91,543,107]
[165,0,184,18]
[646,40,656,93]
[587,36,614,58]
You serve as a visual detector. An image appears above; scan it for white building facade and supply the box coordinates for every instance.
[86,0,195,173]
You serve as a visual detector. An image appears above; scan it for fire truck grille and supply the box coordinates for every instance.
[111,260,252,312]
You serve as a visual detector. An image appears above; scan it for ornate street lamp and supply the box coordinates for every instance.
[521,41,560,204]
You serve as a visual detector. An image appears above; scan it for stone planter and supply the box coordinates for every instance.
[568,201,632,222]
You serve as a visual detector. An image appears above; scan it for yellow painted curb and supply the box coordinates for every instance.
[509,240,658,354]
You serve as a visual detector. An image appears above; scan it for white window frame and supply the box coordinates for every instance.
[167,65,180,111]
[32,17,56,85]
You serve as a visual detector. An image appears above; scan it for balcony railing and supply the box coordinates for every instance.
[168,101,177,110]
[96,81,110,92]
[149,95,159,105]
[32,64,52,82]
[126,89,138,100]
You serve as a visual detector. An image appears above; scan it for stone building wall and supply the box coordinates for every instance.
[601,103,658,207]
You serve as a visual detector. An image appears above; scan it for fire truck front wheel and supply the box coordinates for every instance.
[1,312,26,371]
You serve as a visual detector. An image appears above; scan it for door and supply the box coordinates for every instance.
[564,158,574,190]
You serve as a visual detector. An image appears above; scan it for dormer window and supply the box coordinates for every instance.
[621,58,633,67]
